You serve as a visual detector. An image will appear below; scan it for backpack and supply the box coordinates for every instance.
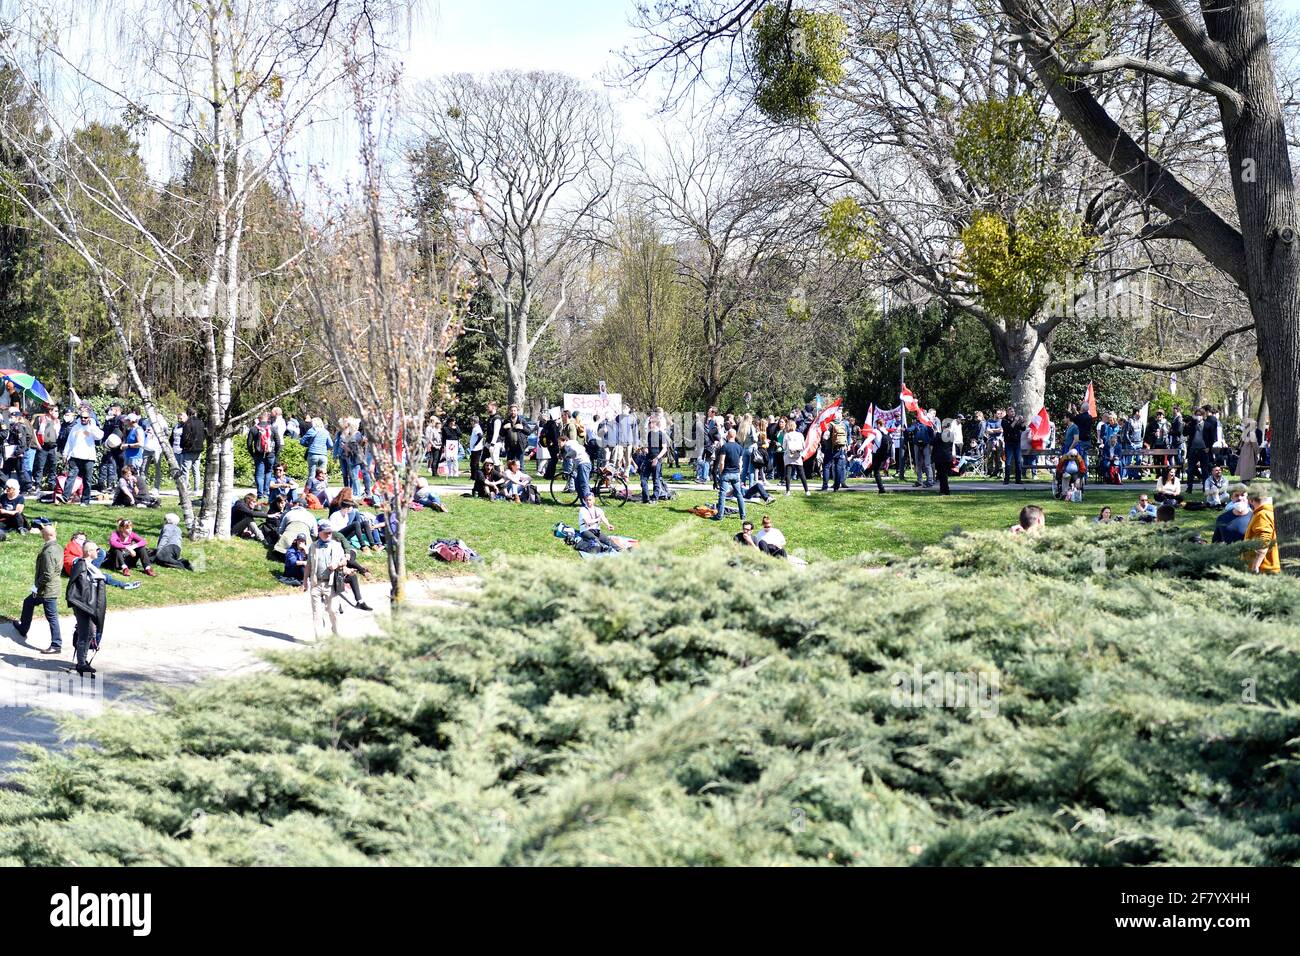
[831,422,847,449]
[255,423,273,454]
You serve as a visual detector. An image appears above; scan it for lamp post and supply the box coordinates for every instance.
[67,334,80,406]
[899,346,911,480]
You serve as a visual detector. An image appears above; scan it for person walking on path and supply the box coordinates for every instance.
[4,523,63,655]
[66,539,108,676]
[305,520,347,640]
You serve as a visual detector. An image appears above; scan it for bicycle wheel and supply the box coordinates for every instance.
[601,474,629,507]
[550,472,581,507]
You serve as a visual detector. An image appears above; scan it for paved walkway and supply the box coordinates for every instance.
[0,575,481,775]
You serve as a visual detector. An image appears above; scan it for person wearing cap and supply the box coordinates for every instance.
[1,478,28,533]
[62,409,102,505]
[120,413,145,475]
[284,533,310,583]
[305,520,346,638]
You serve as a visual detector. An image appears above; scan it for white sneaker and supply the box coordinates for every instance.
[805,491,811,497]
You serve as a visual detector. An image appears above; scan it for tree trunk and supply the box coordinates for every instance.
[1212,0,1300,558]
[215,435,234,538]
[195,434,223,539]
[505,346,527,409]
[992,322,1050,418]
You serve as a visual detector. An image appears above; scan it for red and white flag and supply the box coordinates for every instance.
[860,404,879,468]
[1083,382,1097,418]
[802,397,843,461]
[1028,407,1052,448]
[900,385,919,413]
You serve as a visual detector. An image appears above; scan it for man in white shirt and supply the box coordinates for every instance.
[577,493,620,552]
[1202,465,1229,506]
[62,408,103,506]
[560,434,592,501]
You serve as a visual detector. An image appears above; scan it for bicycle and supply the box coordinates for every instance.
[550,463,630,507]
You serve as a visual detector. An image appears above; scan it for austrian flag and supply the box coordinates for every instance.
[802,397,844,461]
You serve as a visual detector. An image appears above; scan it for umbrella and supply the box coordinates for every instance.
[0,369,53,405]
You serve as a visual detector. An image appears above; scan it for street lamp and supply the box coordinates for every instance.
[67,335,80,407]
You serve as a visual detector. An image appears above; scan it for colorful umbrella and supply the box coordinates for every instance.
[0,369,53,405]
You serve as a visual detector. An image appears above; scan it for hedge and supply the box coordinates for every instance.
[0,522,1296,865]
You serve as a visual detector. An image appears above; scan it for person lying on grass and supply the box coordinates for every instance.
[413,475,447,512]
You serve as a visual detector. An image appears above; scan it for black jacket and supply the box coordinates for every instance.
[66,558,107,630]
[181,417,206,454]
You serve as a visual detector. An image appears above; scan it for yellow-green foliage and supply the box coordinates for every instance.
[821,196,878,262]
[960,207,1096,325]
[750,4,847,123]
[953,94,1047,197]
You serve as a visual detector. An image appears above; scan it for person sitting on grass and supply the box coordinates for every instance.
[1154,467,1184,506]
[283,533,310,583]
[63,531,139,590]
[1010,505,1045,534]
[232,492,272,544]
[743,474,773,503]
[113,464,157,508]
[0,478,28,534]
[1213,497,1253,544]
[305,467,332,509]
[329,499,380,552]
[474,460,506,501]
[1128,493,1158,522]
[1156,503,1177,523]
[152,512,194,571]
[267,463,299,511]
[502,459,531,502]
[413,475,447,512]
[1094,506,1117,523]
[1202,465,1229,507]
[578,492,621,553]
[755,514,787,558]
[104,517,157,577]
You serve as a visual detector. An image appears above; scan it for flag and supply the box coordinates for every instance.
[1136,402,1149,442]
[1028,407,1052,448]
[802,397,843,461]
[900,385,919,413]
[1083,381,1097,418]
[860,404,879,468]
[874,404,904,431]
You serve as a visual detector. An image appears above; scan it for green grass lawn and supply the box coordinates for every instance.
[0,482,1221,613]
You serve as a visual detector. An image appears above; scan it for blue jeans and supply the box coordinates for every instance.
[180,451,202,494]
[32,448,56,488]
[640,460,666,502]
[253,453,273,498]
[72,457,95,503]
[19,594,61,650]
[716,470,744,520]
[21,448,35,489]
[741,447,753,485]
[574,461,592,502]
[99,452,119,491]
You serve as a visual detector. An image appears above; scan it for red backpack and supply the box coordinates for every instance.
[255,423,273,454]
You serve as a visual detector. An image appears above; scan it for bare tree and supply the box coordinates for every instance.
[413,70,618,409]
[293,56,469,608]
[0,0,374,537]
[637,123,814,405]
